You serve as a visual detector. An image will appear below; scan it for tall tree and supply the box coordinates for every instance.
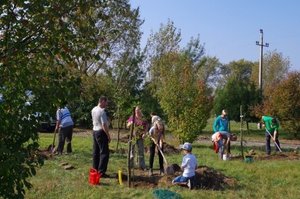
[214,77,260,122]
[251,50,290,92]
[0,0,142,197]
[144,21,212,142]
[262,72,300,137]
[196,56,222,91]
[151,52,212,142]
[214,60,261,122]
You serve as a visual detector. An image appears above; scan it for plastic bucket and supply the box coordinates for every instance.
[223,154,230,161]
[89,168,101,185]
[244,155,254,163]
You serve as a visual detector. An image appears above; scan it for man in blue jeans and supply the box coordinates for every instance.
[91,96,111,178]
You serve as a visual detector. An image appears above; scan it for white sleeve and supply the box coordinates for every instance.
[181,157,189,168]
[148,126,154,136]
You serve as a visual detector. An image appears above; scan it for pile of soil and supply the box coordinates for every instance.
[36,149,54,160]
[116,165,236,190]
[192,166,237,190]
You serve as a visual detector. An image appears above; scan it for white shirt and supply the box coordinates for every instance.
[181,153,198,177]
[91,106,108,131]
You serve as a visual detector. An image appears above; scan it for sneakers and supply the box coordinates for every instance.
[187,179,192,190]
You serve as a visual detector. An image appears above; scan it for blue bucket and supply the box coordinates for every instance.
[244,155,254,163]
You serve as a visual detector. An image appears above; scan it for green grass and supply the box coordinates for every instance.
[26,129,300,199]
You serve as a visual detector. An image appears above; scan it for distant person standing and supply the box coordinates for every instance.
[91,96,111,178]
[212,109,231,159]
[55,101,74,155]
[261,116,281,155]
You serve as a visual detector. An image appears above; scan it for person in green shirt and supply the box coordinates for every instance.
[262,116,281,155]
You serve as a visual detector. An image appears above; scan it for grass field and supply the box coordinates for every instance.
[25,123,300,199]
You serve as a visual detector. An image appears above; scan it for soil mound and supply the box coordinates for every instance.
[116,165,236,190]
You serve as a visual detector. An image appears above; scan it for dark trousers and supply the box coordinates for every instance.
[265,131,280,155]
[149,141,164,170]
[57,125,73,154]
[93,130,109,174]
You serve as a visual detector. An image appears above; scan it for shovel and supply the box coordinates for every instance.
[150,137,174,175]
[47,128,58,153]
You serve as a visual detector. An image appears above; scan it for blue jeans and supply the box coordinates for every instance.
[172,175,195,188]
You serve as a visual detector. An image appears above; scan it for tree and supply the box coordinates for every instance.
[0,0,142,197]
[196,56,222,91]
[151,52,212,142]
[144,21,213,142]
[262,72,300,137]
[214,60,261,122]
[214,77,260,122]
[250,50,290,92]
[143,19,181,78]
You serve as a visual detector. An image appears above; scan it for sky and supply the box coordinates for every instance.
[130,0,300,71]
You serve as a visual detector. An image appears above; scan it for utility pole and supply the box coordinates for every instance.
[256,29,269,93]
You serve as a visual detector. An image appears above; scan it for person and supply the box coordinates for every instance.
[261,115,281,155]
[172,142,198,190]
[150,112,161,127]
[127,106,148,170]
[148,119,165,176]
[55,101,74,155]
[212,109,231,159]
[91,96,111,178]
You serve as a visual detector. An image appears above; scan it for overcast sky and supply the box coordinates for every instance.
[130,0,300,71]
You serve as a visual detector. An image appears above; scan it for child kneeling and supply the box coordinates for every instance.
[172,142,198,189]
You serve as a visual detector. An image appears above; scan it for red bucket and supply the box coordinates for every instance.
[89,168,101,185]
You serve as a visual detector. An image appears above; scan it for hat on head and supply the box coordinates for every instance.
[180,142,192,151]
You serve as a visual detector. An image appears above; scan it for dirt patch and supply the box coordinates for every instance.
[115,165,236,190]
[192,166,237,190]
[254,152,300,161]
[36,149,54,160]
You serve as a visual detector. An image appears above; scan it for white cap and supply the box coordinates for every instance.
[180,142,192,151]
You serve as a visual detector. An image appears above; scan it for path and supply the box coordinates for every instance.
[197,135,300,150]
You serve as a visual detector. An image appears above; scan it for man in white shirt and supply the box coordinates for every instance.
[91,96,110,178]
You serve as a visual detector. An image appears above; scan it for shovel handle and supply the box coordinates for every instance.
[265,129,282,152]
[150,137,168,166]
